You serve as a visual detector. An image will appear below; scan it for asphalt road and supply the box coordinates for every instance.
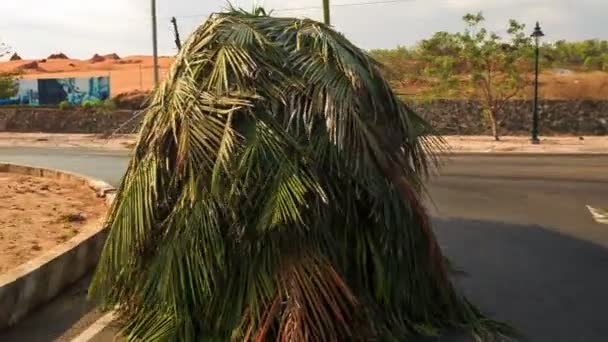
[1,148,607,342]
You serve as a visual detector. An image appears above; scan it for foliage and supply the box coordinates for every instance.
[0,72,18,99]
[543,39,608,70]
[102,98,116,110]
[82,99,102,109]
[584,56,604,71]
[371,39,608,84]
[456,13,532,140]
[0,41,18,99]
[90,9,517,342]
[374,13,532,139]
[58,100,71,110]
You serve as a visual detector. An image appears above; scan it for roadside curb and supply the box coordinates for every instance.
[440,151,608,156]
[1,134,606,155]
[70,311,117,342]
[0,163,115,330]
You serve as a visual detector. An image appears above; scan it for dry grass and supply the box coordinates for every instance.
[539,71,608,100]
[396,71,608,100]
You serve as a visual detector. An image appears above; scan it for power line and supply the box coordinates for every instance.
[161,0,417,20]
[275,0,416,12]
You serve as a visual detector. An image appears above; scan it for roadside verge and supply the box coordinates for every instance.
[0,163,115,330]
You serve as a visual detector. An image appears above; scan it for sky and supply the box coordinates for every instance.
[1,0,607,59]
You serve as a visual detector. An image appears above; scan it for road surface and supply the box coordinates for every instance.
[1,148,607,342]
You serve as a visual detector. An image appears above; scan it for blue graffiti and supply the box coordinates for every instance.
[2,77,110,106]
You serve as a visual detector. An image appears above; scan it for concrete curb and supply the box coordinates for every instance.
[440,151,608,156]
[70,311,118,342]
[0,163,115,330]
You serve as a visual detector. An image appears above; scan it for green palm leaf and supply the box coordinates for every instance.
[91,8,518,342]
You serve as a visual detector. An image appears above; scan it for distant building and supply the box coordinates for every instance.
[1,76,110,106]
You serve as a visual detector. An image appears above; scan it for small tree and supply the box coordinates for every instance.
[0,73,18,99]
[421,13,532,140]
[0,42,18,99]
[416,31,464,99]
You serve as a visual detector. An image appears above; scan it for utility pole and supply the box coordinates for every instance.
[323,0,330,25]
[171,17,182,50]
[151,0,160,87]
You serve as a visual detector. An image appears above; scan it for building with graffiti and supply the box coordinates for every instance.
[0,76,110,106]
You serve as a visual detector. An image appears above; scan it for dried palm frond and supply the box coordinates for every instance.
[90,8,517,342]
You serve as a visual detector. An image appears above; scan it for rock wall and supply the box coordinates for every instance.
[0,107,140,134]
[409,99,608,136]
[1,100,607,135]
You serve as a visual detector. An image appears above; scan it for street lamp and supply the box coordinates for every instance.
[531,22,544,144]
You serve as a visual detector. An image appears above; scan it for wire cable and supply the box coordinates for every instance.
[161,0,417,19]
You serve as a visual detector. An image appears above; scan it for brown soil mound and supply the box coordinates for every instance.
[9,53,21,61]
[116,58,142,64]
[113,90,151,109]
[48,53,69,60]
[0,173,106,273]
[19,61,39,70]
[104,53,121,60]
[89,54,106,63]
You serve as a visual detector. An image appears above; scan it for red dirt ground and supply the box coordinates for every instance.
[1,54,607,99]
[0,173,106,273]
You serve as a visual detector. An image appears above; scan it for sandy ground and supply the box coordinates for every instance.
[0,173,106,273]
[0,133,135,151]
[1,55,608,99]
[0,133,606,154]
[443,135,608,154]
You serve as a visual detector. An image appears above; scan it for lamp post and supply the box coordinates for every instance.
[531,22,544,144]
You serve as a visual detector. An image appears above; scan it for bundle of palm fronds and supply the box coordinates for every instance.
[91,8,516,341]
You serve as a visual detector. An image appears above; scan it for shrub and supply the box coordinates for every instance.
[583,56,603,71]
[102,99,116,110]
[0,73,18,99]
[82,99,102,109]
[601,55,608,72]
[58,100,71,110]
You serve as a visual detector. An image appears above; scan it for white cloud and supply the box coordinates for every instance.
[1,0,606,59]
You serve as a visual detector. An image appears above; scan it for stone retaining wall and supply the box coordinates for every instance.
[0,164,115,330]
[1,100,607,135]
[0,107,138,134]
[409,99,608,136]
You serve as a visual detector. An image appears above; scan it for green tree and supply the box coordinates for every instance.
[601,54,608,72]
[422,13,532,140]
[0,42,18,99]
[90,9,516,342]
[460,13,532,140]
[0,73,18,99]
[416,31,464,99]
[543,39,608,69]
[584,56,603,71]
